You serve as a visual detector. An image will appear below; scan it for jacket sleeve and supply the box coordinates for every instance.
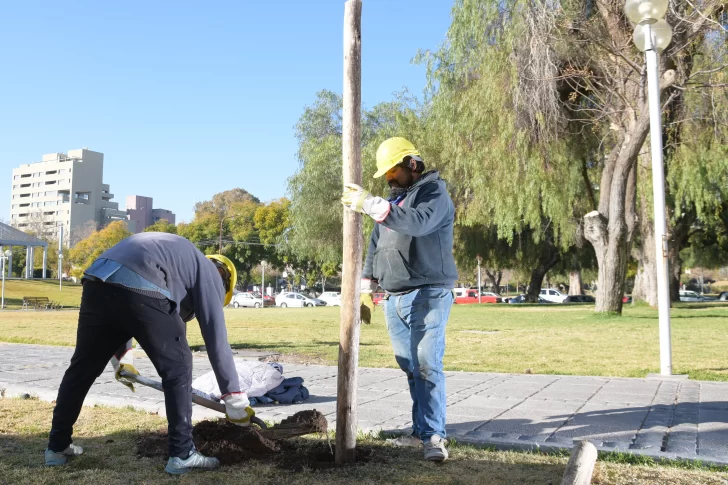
[192,257,241,396]
[362,224,380,280]
[380,183,452,237]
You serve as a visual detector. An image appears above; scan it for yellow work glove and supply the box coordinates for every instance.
[223,393,255,427]
[110,350,139,393]
[360,278,378,324]
[341,183,391,222]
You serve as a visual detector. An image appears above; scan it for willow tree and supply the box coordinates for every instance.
[287,89,427,266]
[420,0,597,302]
[506,0,727,313]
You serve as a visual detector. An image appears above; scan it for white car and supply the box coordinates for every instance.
[679,290,715,302]
[275,292,326,308]
[539,288,567,303]
[230,292,273,308]
[318,291,341,307]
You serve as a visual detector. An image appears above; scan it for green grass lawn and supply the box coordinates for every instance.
[2,298,728,381]
[0,279,83,309]
[1,398,726,485]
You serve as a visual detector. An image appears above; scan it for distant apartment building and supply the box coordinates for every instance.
[126,195,176,233]
[10,149,127,245]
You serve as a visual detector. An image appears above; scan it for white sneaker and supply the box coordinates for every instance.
[423,435,448,462]
[165,449,220,475]
[44,444,83,466]
[386,434,423,448]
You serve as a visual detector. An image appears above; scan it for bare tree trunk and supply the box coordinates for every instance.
[568,271,583,295]
[634,153,658,306]
[525,237,561,302]
[485,269,502,291]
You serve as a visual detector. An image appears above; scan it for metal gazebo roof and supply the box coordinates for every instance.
[0,221,48,248]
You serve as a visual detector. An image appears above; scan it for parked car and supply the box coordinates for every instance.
[539,288,567,303]
[318,291,341,307]
[719,292,728,301]
[480,292,503,303]
[230,292,274,308]
[508,294,552,304]
[563,295,596,303]
[453,288,501,304]
[372,292,386,305]
[679,290,716,302]
[275,292,326,308]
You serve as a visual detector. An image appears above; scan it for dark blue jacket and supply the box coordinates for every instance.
[363,171,458,293]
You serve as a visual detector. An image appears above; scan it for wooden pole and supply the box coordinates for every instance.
[561,440,598,485]
[336,0,362,466]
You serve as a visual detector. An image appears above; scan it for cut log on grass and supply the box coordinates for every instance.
[337,0,363,466]
[561,440,598,485]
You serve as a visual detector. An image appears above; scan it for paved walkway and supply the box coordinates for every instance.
[1,342,727,465]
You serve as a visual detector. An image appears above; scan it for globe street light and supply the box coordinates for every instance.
[625,0,673,376]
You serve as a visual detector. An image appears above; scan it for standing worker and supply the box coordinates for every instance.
[45,232,254,474]
[341,137,457,462]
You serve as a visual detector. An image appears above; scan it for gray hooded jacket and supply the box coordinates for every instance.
[99,232,240,395]
[363,170,458,293]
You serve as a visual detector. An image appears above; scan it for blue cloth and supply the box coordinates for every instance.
[265,377,310,404]
[383,287,453,441]
[85,258,172,299]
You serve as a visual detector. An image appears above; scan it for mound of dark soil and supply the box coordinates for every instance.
[137,410,380,469]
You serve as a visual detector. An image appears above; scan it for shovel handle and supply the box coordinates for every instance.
[120,370,267,428]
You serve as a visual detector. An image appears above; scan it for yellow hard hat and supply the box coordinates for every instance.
[374,137,421,178]
[206,254,237,307]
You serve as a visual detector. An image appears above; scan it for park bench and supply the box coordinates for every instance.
[21,296,58,310]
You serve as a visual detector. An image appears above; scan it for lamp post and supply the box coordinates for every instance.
[261,261,267,308]
[1,250,11,309]
[625,0,673,376]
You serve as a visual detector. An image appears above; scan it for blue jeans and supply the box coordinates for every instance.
[383,287,453,440]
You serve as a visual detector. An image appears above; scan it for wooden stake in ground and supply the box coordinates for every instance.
[561,440,598,485]
[336,0,363,466]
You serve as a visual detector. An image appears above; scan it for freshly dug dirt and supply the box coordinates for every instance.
[137,410,379,469]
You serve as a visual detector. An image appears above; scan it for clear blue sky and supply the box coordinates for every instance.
[0,1,453,223]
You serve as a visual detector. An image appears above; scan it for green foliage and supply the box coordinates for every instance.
[143,219,177,234]
[68,221,132,278]
[179,190,268,290]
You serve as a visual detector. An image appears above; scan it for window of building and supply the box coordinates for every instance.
[44,221,55,226]
[20,183,30,188]
[19,203,29,207]
[44,191,54,196]
[33,172,41,177]
[45,180,56,186]
[18,223,27,227]
[44,211,55,216]
[20,174,30,178]
[13,175,19,180]
[45,170,57,175]
[19,193,30,198]
[18,213,28,217]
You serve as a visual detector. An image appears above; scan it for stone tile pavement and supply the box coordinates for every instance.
[1,342,727,465]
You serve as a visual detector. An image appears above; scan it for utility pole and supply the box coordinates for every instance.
[336,0,362,466]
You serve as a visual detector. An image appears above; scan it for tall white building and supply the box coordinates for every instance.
[10,149,127,245]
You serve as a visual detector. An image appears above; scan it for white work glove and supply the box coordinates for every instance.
[223,393,255,427]
[110,349,139,393]
[360,278,378,325]
[341,183,391,222]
